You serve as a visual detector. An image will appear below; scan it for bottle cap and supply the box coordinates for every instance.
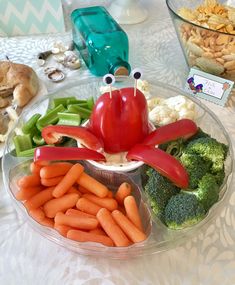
[114,66,129,76]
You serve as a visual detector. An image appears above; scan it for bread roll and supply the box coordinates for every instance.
[0,61,39,107]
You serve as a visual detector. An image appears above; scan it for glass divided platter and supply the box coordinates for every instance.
[2,79,233,258]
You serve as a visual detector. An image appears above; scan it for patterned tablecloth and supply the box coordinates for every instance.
[0,1,235,284]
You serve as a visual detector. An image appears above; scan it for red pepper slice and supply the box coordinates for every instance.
[34,146,106,162]
[127,144,189,188]
[143,119,198,146]
[42,125,104,152]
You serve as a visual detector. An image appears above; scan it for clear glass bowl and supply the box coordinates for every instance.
[166,0,235,81]
[2,79,234,258]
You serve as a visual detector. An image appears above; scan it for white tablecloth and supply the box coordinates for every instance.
[0,1,235,284]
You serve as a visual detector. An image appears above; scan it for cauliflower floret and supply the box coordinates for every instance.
[178,108,196,120]
[147,97,165,111]
[137,79,151,98]
[164,95,195,112]
[137,79,151,99]
[149,105,178,126]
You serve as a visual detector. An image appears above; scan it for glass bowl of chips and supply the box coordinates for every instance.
[166,0,235,81]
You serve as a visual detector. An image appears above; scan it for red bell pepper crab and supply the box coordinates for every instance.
[36,87,198,189]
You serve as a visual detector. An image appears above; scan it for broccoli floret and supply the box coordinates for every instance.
[214,169,225,186]
[184,137,228,173]
[164,192,205,230]
[193,174,220,212]
[180,153,211,189]
[144,168,180,220]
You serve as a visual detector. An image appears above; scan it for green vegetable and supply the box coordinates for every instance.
[22,113,41,135]
[17,148,36,157]
[149,128,229,229]
[164,192,205,230]
[57,112,81,126]
[184,137,228,173]
[36,104,65,131]
[32,135,45,146]
[66,99,88,106]
[180,153,211,189]
[67,104,92,119]
[86,97,95,110]
[144,167,180,221]
[214,169,225,186]
[52,97,76,108]
[193,173,220,212]
[13,134,33,156]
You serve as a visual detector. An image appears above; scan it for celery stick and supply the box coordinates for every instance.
[66,99,87,105]
[33,135,45,146]
[17,148,36,157]
[86,97,95,110]
[52,97,76,108]
[67,105,91,119]
[57,112,81,126]
[36,104,65,131]
[22,113,41,135]
[13,134,33,156]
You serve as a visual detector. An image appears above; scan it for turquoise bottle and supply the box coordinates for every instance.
[71,6,131,76]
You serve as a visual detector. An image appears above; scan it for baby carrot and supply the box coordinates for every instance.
[115,182,132,205]
[83,193,118,211]
[44,193,79,218]
[17,174,41,188]
[24,187,55,210]
[111,210,147,243]
[124,196,143,231]
[78,185,90,194]
[117,205,126,215]
[29,209,54,228]
[40,162,73,179]
[107,191,113,198]
[65,208,96,219]
[77,173,108,198]
[29,208,45,222]
[67,186,81,196]
[89,228,107,236]
[40,217,54,228]
[55,212,98,230]
[53,163,84,198]
[96,208,130,247]
[76,197,102,216]
[41,176,64,187]
[15,186,44,201]
[34,160,50,166]
[54,224,75,237]
[67,229,114,247]
[30,162,43,175]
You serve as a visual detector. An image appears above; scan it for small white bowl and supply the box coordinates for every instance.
[86,156,144,173]
[78,120,155,172]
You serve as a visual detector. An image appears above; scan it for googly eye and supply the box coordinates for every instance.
[103,74,115,85]
[131,68,143,80]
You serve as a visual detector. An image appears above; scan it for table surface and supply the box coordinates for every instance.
[0,1,235,284]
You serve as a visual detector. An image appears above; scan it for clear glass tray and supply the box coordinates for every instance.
[2,79,233,258]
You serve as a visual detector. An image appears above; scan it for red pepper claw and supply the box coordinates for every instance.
[42,125,104,152]
[127,144,189,188]
[143,119,198,146]
[34,146,106,162]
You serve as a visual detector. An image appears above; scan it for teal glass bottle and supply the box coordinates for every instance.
[71,6,131,76]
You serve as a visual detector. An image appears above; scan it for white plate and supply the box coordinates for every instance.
[0,80,48,157]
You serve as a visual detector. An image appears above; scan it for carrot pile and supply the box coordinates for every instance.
[16,161,147,247]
